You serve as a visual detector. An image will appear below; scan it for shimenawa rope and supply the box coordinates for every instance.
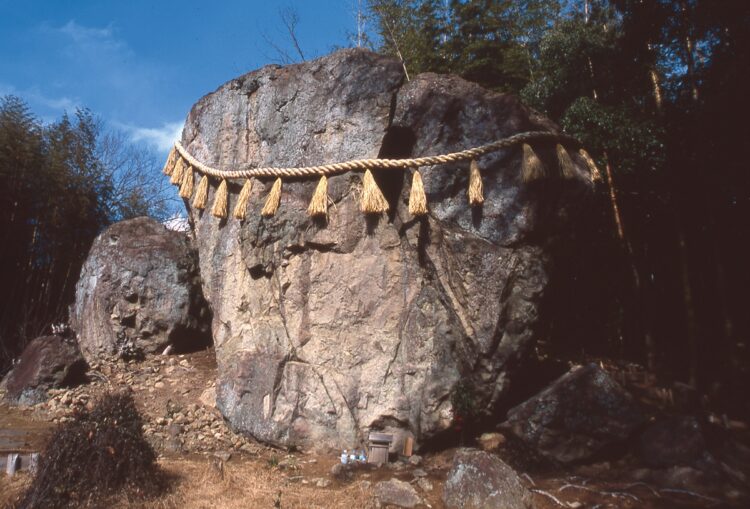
[166,130,600,219]
[173,131,579,180]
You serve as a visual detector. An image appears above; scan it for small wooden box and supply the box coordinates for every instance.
[368,432,393,464]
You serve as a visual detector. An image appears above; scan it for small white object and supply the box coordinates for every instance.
[340,449,348,464]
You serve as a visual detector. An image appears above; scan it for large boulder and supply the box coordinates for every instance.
[182,49,592,451]
[70,217,211,363]
[502,363,647,463]
[2,335,87,405]
[443,449,532,509]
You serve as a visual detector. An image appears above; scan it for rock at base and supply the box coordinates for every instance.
[374,478,421,508]
[70,217,211,363]
[443,449,532,509]
[3,335,87,405]
[502,363,646,463]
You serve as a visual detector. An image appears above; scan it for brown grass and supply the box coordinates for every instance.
[133,457,375,509]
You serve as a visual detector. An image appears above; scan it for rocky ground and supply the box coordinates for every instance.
[2,349,748,508]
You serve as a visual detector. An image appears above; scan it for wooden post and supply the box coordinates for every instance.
[403,436,414,457]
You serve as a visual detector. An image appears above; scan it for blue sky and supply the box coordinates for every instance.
[0,0,363,153]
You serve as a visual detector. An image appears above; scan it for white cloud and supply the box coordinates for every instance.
[58,20,114,42]
[0,82,79,114]
[116,121,184,152]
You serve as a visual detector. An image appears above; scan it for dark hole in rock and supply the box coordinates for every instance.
[169,322,213,354]
[120,314,136,328]
[376,126,417,221]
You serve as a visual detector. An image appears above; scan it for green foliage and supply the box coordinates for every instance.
[0,96,172,372]
[368,0,559,92]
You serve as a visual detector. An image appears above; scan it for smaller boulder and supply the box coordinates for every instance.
[443,449,532,509]
[70,217,211,363]
[502,363,646,463]
[3,335,87,405]
[374,478,421,508]
[636,416,712,468]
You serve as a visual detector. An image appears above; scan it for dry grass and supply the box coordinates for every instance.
[134,457,375,509]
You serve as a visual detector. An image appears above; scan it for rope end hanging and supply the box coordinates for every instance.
[521,143,546,183]
[162,146,177,176]
[408,169,428,216]
[261,178,283,217]
[578,148,602,183]
[179,166,194,199]
[360,169,389,214]
[468,160,484,206]
[233,179,253,220]
[193,175,210,210]
[556,143,577,179]
[211,179,228,218]
[307,175,328,217]
[170,157,186,185]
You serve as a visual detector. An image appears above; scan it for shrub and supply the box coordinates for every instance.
[17,390,166,508]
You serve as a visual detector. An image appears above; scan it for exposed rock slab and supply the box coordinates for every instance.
[70,217,211,363]
[503,363,646,463]
[374,478,421,508]
[3,335,87,405]
[183,48,591,451]
[443,448,532,509]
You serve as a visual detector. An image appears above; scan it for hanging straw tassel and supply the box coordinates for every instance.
[408,169,428,216]
[170,157,185,185]
[233,179,254,220]
[578,148,602,183]
[521,143,546,182]
[360,169,389,214]
[162,146,177,176]
[211,179,228,218]
[556,143,577,179]
[467,160,484,206]
[261,178,282,217]
[179,166,194,199]
[307,175,328,217]
[193,175,210,210]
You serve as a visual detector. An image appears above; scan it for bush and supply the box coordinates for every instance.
[17,391,166,508]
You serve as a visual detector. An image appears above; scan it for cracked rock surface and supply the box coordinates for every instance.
[182,48,592,452]
[70,217,212,363]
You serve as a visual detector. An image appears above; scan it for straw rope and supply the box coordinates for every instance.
[174,131,579,181]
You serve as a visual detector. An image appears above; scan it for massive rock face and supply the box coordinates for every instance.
[183,49,591,451]
[70,217,211,363]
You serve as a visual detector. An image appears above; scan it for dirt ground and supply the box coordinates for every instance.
[1,349,747,508]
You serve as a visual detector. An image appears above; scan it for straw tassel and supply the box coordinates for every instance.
[556,143,577,179]
[408,169,428,216]
[233,179,253,220]
[579,148,602,183]
[261,178,282,217]
[179,166,194,199]
[192,175,210,210]
[467,160,484,206]
[162,146,177,176]
[307,176,328,217]
[360,169,389,214]
[211,179,228,218]
[521,143,546,182]
[170,157,185,185]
